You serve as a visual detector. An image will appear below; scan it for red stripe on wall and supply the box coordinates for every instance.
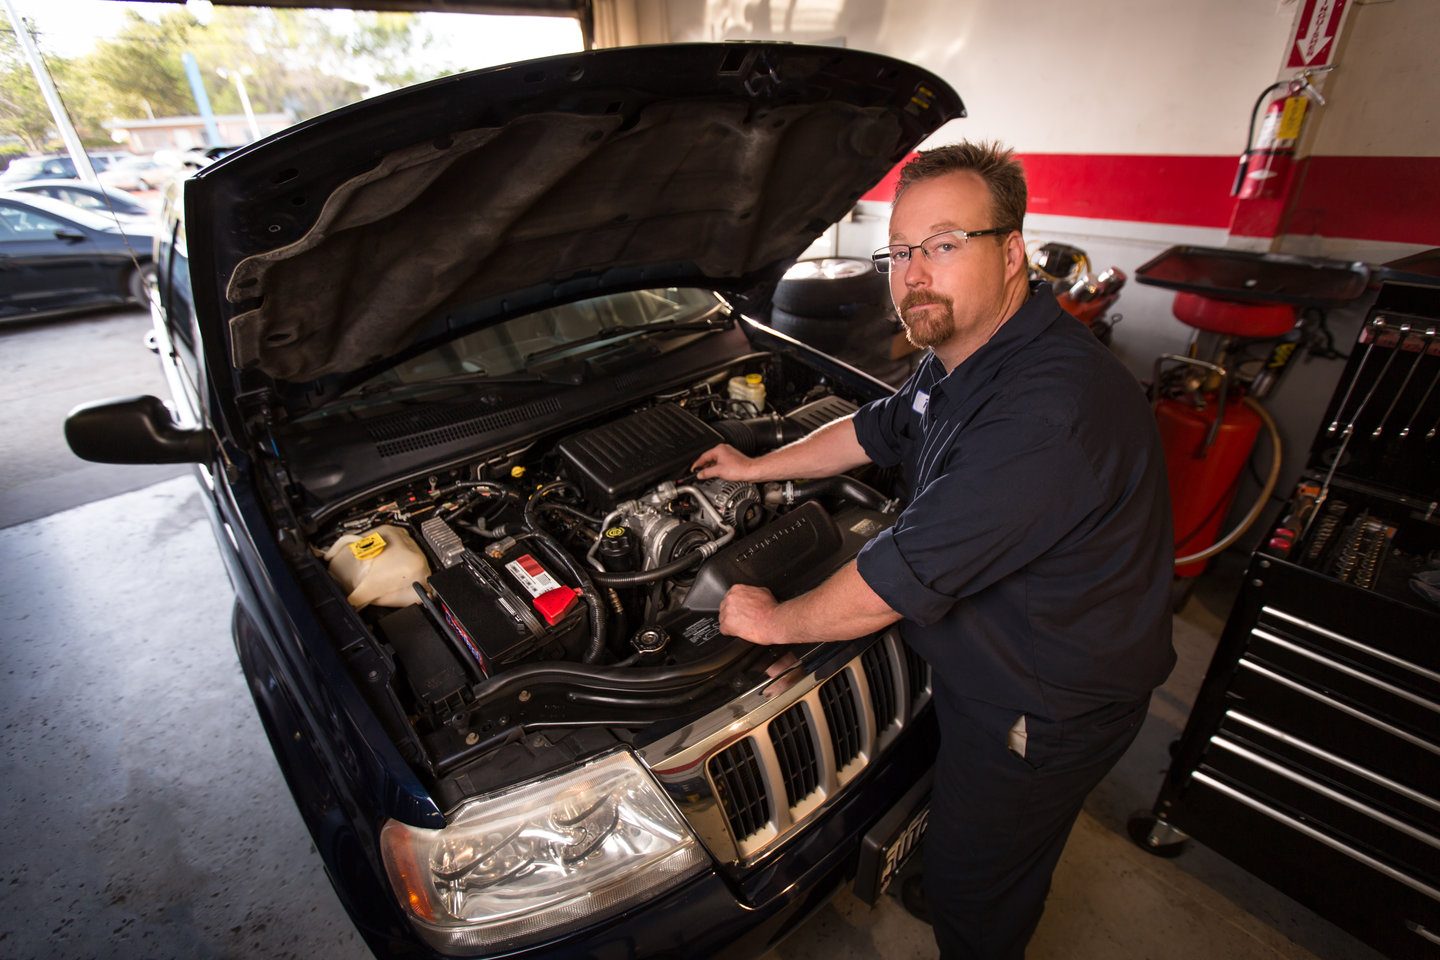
[862,151,1440,245]
[861,153,1237,227]
[1286,156,1440,246]
[1017,154,1237,228]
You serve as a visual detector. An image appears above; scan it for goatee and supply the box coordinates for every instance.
[899,290,954,348]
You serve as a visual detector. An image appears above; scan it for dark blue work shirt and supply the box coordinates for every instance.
[854,284,1175,721]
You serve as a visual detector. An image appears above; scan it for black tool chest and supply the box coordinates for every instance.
[1140,279,1440,959]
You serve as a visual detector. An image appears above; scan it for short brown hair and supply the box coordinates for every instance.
[894,141,1027,234]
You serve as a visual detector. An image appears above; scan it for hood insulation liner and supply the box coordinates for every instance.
[226,99,900,381]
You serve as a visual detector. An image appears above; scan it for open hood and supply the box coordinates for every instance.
[183,43,964,384]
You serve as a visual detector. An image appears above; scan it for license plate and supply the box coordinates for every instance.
[853,768,932,904]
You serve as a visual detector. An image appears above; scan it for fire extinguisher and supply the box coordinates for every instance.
[1232,70,1329,200]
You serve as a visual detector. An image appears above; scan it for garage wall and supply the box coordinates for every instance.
[642,0,1438,313]
[651,0,1279,376]
[696,0,1295,156]
[595,0,1438,549]
[1278,0,1440,258]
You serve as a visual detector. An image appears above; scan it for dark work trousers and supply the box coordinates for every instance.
[921,692,1150,960]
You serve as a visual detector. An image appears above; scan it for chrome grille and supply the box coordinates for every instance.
[650,631,930,863]
[820,670,863,768]
[707,738,770,841]
[905,644,930,703]
[861,642,897,735]
[768,704,820,806]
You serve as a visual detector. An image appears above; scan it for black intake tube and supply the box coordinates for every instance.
[711,413,808,455]
[780,475,893,513]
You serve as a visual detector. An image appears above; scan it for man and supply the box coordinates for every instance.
[691,141,1175,959]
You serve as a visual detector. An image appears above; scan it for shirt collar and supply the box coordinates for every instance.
[923,281,1062,403]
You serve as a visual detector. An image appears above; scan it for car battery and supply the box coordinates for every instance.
[426,540,586,673]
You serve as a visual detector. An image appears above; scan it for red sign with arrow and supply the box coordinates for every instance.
[1287,0,1349,68]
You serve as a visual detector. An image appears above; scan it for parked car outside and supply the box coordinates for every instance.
[0,190,155,322]
[64,43,962,959]
[8,179,157,224]
[178,144,245,169]
[97,154,182,192]
[0,151,131,184]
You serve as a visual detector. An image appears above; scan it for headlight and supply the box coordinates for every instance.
[381,750,709,955]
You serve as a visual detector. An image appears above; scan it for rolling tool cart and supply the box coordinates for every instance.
[1135,245,1371,578]
[1131,276,1440,960]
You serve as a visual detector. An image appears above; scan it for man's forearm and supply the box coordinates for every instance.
[719,561,902,645]
[742,416,872,481]
[776,561,902,642]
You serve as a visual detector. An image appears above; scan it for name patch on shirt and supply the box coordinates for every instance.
[912,390,930,416]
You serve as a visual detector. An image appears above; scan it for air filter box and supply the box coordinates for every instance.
[557,403,722,508]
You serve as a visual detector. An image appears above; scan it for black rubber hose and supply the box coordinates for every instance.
[470,637,755,707]
[521,483,609,663]
[566,646,772,709]
[711,413,808,455]
[589,549,705,587]
[783,475,892,512]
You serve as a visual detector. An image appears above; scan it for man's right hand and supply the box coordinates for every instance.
[691,443,755,481]
[691,415,870,485]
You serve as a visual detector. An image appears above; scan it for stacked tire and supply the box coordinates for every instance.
[769,258,918,387]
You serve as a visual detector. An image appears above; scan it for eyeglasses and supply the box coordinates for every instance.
[871,228,1011,274]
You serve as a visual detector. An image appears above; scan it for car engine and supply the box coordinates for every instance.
[297,366,903,796]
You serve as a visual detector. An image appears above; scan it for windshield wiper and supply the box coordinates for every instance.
[521,316,732,366]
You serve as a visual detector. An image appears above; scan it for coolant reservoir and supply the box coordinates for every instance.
[728,373,765,412]
[323,525,431,609]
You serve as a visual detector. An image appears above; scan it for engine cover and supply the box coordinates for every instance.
[557,403,723,508]
[683,501,894,613]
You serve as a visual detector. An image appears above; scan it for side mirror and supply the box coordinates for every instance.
[65,395,213,464]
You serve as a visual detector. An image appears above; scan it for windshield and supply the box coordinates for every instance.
[345,287,724,396]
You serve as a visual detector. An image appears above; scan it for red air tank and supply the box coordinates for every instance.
[1156,395,1262,577]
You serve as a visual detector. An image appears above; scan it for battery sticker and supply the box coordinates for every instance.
[506,553,562,598]
[506,553,578,625]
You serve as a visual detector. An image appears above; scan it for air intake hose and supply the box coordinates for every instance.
[767,475,895,513]
[710,413,808,455]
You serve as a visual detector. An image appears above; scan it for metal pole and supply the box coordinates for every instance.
[182,51,221,147]
[219,66,260,140]
[0,0,99,185]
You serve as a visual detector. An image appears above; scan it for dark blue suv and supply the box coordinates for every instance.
[64,43,959,958]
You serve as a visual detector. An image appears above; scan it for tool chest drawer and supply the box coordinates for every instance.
[1200,725,1440,880]
[1176,768,1440,959]
[1218,669,1440,821]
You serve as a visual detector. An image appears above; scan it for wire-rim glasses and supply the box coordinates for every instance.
[871,228,1011,274]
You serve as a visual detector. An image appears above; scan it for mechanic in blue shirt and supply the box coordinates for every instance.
[692,140,1175,960]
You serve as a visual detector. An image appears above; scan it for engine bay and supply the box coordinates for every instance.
[280,353,902,801]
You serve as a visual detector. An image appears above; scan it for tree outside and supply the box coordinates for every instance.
[1,5,454,161]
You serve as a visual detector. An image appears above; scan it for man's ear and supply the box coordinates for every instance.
[1003,231,1027,280]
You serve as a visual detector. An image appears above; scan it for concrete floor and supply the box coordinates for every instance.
[0,475,1390,960]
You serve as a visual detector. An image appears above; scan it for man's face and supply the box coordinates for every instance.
[887,171,1019,354]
